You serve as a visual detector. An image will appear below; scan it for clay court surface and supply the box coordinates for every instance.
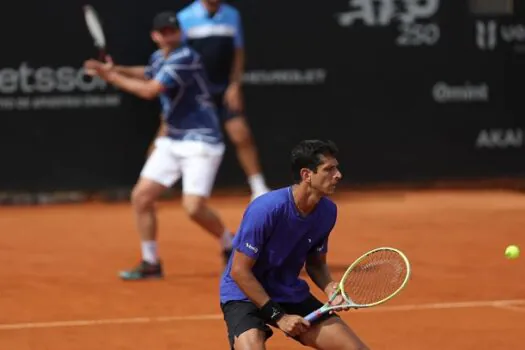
[1,189,524,349]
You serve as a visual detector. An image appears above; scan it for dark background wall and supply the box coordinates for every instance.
[0,0,524,192]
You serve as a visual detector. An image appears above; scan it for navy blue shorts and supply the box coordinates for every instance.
[220,294,337,349]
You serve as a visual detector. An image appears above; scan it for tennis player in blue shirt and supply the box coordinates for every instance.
[220,140,368,349]
[84,12,234,279]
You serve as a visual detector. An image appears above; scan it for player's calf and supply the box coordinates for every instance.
[224,117,270,200]
[182,194,233,262]
[181,194,225,238]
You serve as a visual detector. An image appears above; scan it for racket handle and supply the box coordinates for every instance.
[304,309,324,323]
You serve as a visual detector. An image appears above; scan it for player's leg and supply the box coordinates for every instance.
[224,115,269,200]
[284,295,368,350]
[120,138,182,280]
[221,301,273,350]
[180,145,233,263]
[234,329,267,350]
[213,90,269,201]
[299,317,368,350]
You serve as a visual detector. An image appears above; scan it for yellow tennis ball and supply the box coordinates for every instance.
[505,245,520,259]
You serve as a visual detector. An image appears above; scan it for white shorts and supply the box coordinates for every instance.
[140,137,225,197]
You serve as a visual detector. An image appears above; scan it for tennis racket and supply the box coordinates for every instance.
[83,5,107,61]
[305,247,411,322]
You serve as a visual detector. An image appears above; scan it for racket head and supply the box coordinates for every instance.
[339,247,411,307]
[83,5,106,50]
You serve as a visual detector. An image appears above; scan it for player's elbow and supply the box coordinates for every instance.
[230,263,248,283]
[140,89,158,100]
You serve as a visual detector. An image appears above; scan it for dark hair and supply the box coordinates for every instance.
[290,140,338,182]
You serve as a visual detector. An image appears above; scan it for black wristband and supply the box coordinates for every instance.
[259,300,285,323]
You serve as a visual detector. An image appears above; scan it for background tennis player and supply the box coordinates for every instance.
[177,0,270,201]
[84,11,234,279]
[219,140,369,349]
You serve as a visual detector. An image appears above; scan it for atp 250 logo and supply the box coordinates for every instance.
[335,0,441,47]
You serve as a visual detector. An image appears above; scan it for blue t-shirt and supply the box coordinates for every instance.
[144,46,223,144]
[220,186,337,304]
[177,0,244,94]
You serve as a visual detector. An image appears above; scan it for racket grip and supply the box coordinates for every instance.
[304,309,323,323]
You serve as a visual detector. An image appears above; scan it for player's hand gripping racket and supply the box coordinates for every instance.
[83,5,107,61]
[305,247,411,322]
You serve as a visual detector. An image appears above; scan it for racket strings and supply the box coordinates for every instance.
[343,250,407,305]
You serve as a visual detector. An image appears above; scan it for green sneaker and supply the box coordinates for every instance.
[119,260,163,280]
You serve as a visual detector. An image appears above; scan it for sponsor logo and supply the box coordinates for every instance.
[432,82,489,103]
[0,62,121,110]
[243,69,327,85]
[476,129,523,149]
[476,20,525,51]
[245,242,259,254]
[335,0,441,47]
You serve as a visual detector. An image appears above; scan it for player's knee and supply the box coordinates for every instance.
[131,186,155,211]
[234,329,266,350]
[182,196,205,219]
[226,118,252,146]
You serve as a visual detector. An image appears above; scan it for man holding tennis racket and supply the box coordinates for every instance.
[219,140,369,349]
[176,0,270,201]
[84,11,234,279]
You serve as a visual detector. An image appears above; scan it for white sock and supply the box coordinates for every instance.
[221,230,233,250]
[141,241,158,264]
[248,173,269,195]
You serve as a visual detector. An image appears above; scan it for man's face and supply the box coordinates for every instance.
[304,154,342,195]
[151,27,180,49]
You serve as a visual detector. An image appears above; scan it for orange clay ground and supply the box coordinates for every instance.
[0,189,524,350]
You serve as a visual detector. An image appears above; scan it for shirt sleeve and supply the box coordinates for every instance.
[144,66,153,80]
[233,11,244,49]
[310,235,329,256]
[153,52,193,89]
[144,54,155,79]
[234,203,274,260]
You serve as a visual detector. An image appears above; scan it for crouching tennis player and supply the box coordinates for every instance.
[219,140,369,349]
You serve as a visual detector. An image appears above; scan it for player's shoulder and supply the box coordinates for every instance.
[246,187,290,215]
[221,4,241,23]
[166,46,198,64]
[221,3,240,16]
[177,1,198,19]
[149,49,163,62]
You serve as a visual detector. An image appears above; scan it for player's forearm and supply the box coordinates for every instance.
[229,49,244,86]
[230,267,271,308]
[107,72,158,100]
[305,262,334,293]
[113,66,147,79]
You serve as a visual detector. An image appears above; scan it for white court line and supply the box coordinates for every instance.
[495,304,525,313]
[0,299,523,331]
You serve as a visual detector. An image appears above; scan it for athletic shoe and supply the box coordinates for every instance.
[119,260,163,280]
